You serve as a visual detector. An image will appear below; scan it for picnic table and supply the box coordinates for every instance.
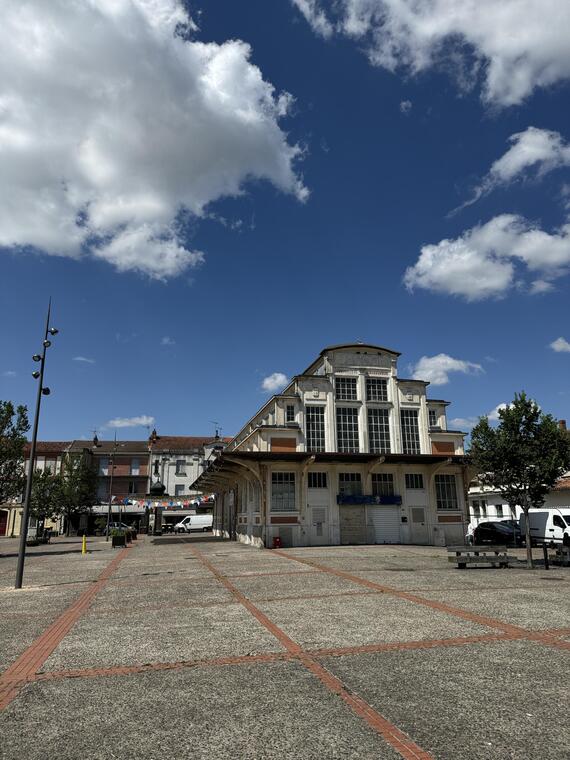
[447,545,514,569]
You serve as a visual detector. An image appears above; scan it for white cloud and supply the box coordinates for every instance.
[399,100,412,115]
[404,214,570,301]
[73,356,95,364]
[550,336,570,353]
[293,1,570,105]
[261,372,289,393]
[161,336,175,346]
[452,127,570,213]
[450,402,507,430]
[106,415,155,428]
[0,1,307,280]
[487,403,508,422]
[412,354,483,386]
[2,370,17,377]
[292,0,334,38]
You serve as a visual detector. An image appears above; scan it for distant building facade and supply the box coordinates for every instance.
[192,343,470,548]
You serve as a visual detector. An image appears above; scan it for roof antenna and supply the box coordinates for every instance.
[210,420,221,440]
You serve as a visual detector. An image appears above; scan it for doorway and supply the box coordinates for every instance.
[410,507,429,544]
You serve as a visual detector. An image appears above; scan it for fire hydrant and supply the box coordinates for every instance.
[272,536,282,549]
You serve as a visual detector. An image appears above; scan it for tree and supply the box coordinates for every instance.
[29,468,65,531]
[470,393,570,568]
[0,400,29,505]
[60,451,98,535]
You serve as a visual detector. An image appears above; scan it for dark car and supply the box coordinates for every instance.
[473,519,522,546]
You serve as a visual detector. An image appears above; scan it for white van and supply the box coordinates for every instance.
[174,514,213,533]
[520,508,570,545]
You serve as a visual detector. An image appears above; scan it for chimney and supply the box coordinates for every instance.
[559,420,567,431]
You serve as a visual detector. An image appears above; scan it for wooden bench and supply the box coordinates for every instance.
[447,545,514,569]
[549,545,570,567]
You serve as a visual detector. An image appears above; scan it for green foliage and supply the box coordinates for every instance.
[0,400,29,503]
[30,468,65,521]
[469,393,570,566]
[60,451,98,533]
[469,393,570,510]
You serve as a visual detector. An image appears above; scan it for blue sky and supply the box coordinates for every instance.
[1,0,569,441]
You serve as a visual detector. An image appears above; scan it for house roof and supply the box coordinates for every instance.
[151,436,232,451]
[24,441,70,455]
[553,476,570,491]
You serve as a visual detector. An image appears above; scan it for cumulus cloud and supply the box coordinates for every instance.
[404,214,570,301]
[73,356,96,364]
[292,0,334,38]
[161,336,175,346]
[550,337,570,353]
[412,354,483,386]
[450,402,507,431]
[399,100,412,115]
[2,371,17,377]
[0,1,307,280]
[451,127,570,214]
[292,0,570,105]
[106,415,155,428]
[261,372,289,393]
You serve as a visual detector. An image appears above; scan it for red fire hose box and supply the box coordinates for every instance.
[272,536,282,549]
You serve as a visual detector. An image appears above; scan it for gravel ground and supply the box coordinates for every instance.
[1,536,569,760]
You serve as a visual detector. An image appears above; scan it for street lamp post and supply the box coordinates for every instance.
[15,300,59,589]
[106,434,120,541]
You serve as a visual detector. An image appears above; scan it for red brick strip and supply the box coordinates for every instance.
[0,547,131,710]
[270,549,570,651]
[34,651,293,682]
[189,546,433,760]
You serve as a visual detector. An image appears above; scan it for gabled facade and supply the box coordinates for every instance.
[193,343,470,548]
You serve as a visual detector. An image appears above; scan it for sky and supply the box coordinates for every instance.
[1,0,570,442]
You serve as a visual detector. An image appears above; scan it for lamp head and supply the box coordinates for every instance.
[49,327,59,335]
[32,370,40,379]
[32,354,41,362]
[43,339,51,348]
[41,387,51,395]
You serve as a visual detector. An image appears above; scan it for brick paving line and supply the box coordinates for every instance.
[271,549,570,651]
[188,545,434,760]
[29,631,520,686]
[0,546,132,710]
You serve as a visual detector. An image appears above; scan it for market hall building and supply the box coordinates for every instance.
[192,343,471,548]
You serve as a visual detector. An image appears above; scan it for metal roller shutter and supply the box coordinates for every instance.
[368,506,400,544]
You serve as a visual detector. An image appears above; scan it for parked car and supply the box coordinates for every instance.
[174,514,213,533]
[104,521,137,536]
[520,508,570,546]
[472,519,522,545]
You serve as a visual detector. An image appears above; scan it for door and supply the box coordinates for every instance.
[368,506,400,544]
[308,486,330,546]
[410,507,429,544]
[310,506,329,545]
[340,506,366,545]
[0,510,7,536]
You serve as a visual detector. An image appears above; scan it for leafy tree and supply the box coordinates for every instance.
[30,468,65,529]
[470,392,570,568]
[60,451,98,535]
[0,400,29,505]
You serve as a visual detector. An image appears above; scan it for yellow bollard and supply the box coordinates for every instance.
[82,534,87,555]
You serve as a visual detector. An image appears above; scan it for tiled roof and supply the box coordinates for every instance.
[69,440,149,453]
[24,441,70,455]
[553,476,570,491]
[151,436,232,451]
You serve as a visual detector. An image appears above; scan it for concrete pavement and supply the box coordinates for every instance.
[0,536,569,759]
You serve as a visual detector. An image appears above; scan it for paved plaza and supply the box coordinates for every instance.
[0,536,569,760]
